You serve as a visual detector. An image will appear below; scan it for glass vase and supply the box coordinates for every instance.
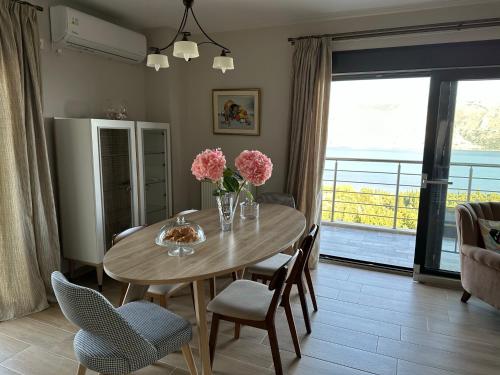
[216,192,238,231]
[240,200,259,219]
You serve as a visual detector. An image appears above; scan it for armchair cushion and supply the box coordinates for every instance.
[462,244,500,272]
[478,219,500,252]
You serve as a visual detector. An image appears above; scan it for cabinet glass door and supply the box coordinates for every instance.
[99,128,134,250]
[137,123,171,225]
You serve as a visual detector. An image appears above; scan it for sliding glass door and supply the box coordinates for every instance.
[321,76,430,269]
[414,73,500,277]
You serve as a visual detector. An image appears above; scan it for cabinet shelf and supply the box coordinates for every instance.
[145,179,166,186]
[101,154,130,158]
[144,152,165,156]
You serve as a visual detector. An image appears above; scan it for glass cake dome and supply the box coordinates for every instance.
[155,216,206,256]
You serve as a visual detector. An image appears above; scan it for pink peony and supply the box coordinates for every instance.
[235,150,273,186]
[191,148,226,182]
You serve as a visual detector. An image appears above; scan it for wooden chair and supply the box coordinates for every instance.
[207,250,303,375]
[112,225,193,308]
[247,224,319,334]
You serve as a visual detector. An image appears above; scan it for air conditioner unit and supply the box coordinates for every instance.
[50,6,147,64]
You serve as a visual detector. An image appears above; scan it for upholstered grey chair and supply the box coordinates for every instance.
[51,272,197,375]
[456,202,500,309]
[256,192,296,208]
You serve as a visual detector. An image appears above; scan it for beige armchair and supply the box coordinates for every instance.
[455,202,500,309]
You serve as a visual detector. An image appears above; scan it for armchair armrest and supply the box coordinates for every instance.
[462,244,500,272]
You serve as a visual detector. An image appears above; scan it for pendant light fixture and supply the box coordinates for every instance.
[146,0,234,73]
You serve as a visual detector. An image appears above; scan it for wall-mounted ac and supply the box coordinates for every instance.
[50,6,147,64]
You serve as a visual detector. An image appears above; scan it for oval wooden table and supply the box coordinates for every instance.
[104,204,306,375]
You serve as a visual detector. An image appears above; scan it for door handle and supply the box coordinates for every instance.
[421,173,453,188]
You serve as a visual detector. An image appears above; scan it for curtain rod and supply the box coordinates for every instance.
[288,18,500,44]
[12,0,43,12]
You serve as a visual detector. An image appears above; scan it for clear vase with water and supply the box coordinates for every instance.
[216,192,238,231]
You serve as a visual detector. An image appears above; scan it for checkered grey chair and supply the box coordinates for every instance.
[51,272,198,375]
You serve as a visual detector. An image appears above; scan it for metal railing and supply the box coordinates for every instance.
[322,157,500,234]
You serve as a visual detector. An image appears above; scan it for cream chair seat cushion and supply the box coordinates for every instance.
[207,280,274,321]
[247,253,291,277]
[147,284,181,295]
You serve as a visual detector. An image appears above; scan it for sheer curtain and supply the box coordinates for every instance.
[0,0,60,320]
[286,37,331,268]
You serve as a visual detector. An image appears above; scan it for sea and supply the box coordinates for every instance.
[323,148,500,194]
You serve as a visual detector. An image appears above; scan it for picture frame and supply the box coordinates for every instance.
[212,89,261,135]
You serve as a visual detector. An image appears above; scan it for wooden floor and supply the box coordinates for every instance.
[1,262,499,375]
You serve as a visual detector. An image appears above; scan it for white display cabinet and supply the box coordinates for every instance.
[54,118,172,290]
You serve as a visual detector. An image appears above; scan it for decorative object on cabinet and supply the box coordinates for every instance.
[213,89,260,135]
[104,101,128,120]
[146,0,234,73]
[54,119,172,290]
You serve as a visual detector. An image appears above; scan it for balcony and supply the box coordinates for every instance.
[320,157,500,271]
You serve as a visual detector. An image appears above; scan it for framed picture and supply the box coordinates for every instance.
[212,89,260,135]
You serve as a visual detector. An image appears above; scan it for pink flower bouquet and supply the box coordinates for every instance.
[191,148,226,183]
[235,150,273,187]
[191,148,272,200]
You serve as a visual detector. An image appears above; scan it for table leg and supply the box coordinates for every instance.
[193,279,213,375]
[122,284,150,305]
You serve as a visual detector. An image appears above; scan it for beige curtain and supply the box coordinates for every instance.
[0,0,60,320]
[286,37,331,268]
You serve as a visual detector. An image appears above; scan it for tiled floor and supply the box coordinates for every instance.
[1,262,500,375]
[320,225,460,272]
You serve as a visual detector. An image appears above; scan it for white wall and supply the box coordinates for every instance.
[34,0,147,188]
[36,0,146,120]
[146,2,500,210]
[144,29,189,212]
[33,0,500,212]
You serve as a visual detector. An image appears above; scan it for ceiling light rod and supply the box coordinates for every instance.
[147,0,234,73]
[152,0,230,54]
[288,17,500,44]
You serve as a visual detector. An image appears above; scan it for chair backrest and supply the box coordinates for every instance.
[112,225,148,246]
[51,272,157,363]
[266,249,302,320]
[256,192,295,208]
[456,202,500,248]
[301,224,319,270]
[285,224,319,284]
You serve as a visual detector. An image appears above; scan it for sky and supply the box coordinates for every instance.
[328,77,430,152]
[328,77,500,153]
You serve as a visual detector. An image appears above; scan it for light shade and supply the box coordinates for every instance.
[146,54,169,71]
[213,55,234,73]
[173,41,199,61]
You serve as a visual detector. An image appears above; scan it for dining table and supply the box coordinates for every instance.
[103,203,306,375]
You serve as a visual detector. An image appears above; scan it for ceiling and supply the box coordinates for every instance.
[75,0,495,32]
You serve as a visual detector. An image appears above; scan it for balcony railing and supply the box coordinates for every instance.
[321,157,500,236]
